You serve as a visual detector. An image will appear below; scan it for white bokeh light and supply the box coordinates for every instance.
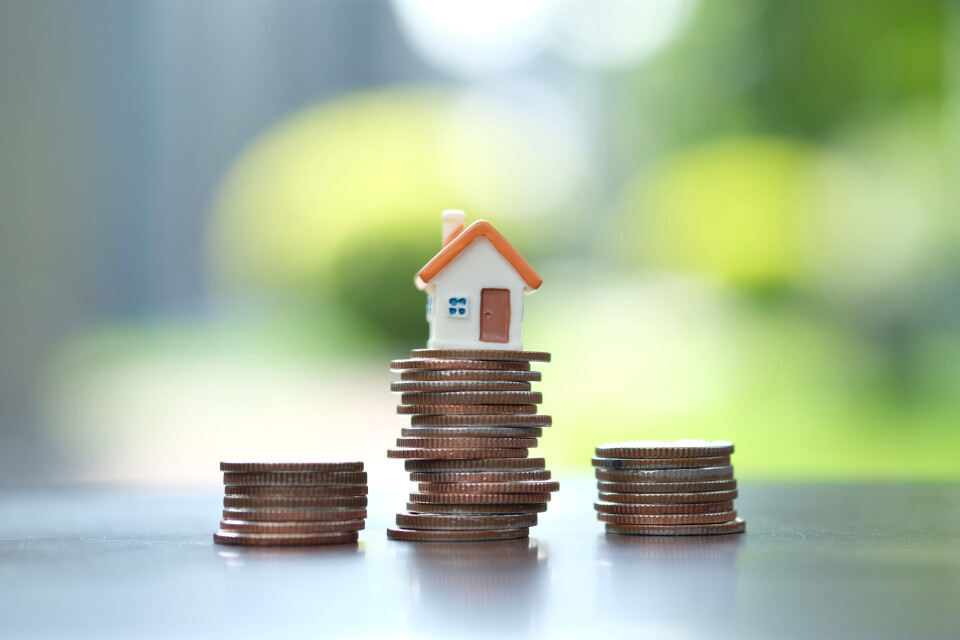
[553,0,696,69]
[391,0,552,77]
[436,81,590,218]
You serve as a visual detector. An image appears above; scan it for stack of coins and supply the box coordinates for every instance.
[592,441,745,536]
[386,349,558,541]
[214,462,367,546]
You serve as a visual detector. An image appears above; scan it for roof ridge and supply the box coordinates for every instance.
[417,220,542,290]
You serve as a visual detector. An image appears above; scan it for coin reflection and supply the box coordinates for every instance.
[400,538,548,635]
[216,540,364,566]
[597,533,741,626]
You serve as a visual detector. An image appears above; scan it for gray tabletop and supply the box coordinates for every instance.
[1,479,958,639]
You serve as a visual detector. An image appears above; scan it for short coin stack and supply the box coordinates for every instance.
[387,349,558,541]
[593,441,745,536]
[214,462,367,546]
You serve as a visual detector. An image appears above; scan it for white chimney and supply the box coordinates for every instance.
[441,210,466,247]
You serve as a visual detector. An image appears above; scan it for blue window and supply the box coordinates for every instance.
[448,296,469,319]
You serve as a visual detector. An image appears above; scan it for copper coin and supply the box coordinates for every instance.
[390,359,531,371]
[596,479,737,494]
[386,526,530,542]
[594,501,734,515]
[396,512,537,530]
[409,492,551,505]
[400,369,541,382]
[591,456,729,470]
[222,471,367,486]
[219,519,365,534]
[214,530,359,546]
[417,481,559,494]
[396,437,537,449]
[595,466,734,482]
[400,391,542,405]
[224,485,367,497]
[598,490,738,504]
[401,426,543,438]
[222,508,368,522]
[595,440,734,459]
[404,457,544,472]
[388,448,529,460]
[391,380,532,392]
[409,470,551,483]
[397,404,538,415]
[597,511,737,525]
[219,461,363,473]
[410,349,551,362]
[224,496,368,509]
[406,502,548,514]
[410,414,551,427]
[605,518,746,536]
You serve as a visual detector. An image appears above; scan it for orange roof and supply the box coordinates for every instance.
[418,220,543,290]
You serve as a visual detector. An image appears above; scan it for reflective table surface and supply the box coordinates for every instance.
[1,480,958,639]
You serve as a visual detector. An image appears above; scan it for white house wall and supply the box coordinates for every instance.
[426,236,527,350]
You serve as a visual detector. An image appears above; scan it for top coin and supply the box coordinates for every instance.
[219,462,364,473]
[595,440,734,459]
[410,349,551,362]
[391,359,531,372]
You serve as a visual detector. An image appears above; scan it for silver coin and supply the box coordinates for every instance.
[595,465,734,482]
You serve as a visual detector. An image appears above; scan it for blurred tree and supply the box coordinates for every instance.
[329,224,436,347]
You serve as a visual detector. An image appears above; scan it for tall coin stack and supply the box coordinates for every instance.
[592,441,746,536]
[214,462,368,546]
[386,349,558,542]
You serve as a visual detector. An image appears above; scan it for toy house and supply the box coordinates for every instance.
[415,211,542,351]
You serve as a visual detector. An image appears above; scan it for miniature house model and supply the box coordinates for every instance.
[416,211,543,351]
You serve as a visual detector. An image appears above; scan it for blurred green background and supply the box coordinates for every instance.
[1,0,957,484]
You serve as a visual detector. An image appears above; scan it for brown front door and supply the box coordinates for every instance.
[480,288,511,343]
